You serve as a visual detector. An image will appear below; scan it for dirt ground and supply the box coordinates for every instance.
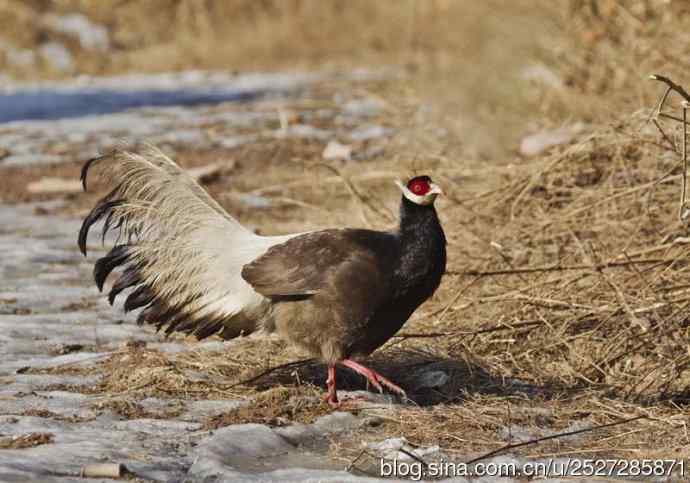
[3,0,690,479]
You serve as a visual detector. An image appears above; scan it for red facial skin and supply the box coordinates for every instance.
[407,177,431,196]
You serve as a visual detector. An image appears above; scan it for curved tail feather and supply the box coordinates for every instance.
[78,145,293,339]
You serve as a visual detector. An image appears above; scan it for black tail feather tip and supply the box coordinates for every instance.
[93,245,130,292]
[108,268,142,305]
[80,155,106,191]
[124,286,155,313]
[78,199,123,255]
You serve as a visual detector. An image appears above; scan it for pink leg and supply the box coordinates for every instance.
[323,364,340,408]
[339,359,406,397]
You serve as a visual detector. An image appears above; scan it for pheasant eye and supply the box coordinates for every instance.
[408,178,430,195]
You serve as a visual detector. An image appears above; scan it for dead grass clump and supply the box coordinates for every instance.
[559,0,690,116]
[19,409,91,423]
[87,339,336,426]
[92,399,183,420]
[437,112,690,402]
[96,346,222,400]
[18,356,106,376]
[92,336,313,401]
[204,386,327,429]
[0,432,54,449]
[334,394,686,468]
[0,1,553,79]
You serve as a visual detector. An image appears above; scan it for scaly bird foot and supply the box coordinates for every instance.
[339,359,407,399]
[324,364,340,408]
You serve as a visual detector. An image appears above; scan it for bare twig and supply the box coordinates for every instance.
[345,449,378,477]
[650,74,690,103]
[680,103,688,221]
[395,319,545,340]
[544,173,681,225]
[398,447,429,468]
[224,358,315,388]
[315,163,394,224]
[648,74,690,220]
[455,258,668,276]
[465,415,647,465]
[393,332,453,339]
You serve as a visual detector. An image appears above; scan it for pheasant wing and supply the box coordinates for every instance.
[241,229,396,303]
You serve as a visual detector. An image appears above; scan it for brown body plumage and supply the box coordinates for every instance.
[79,146,446,406]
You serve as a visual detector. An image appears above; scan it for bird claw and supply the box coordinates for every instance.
[368,379,384,393]
[378,377,407,398]
[340,359,406,399]
[324,360,407,408]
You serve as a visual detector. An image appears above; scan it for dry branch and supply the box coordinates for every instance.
[224,358,316,389]
[456,258,669,276]
[649,74,690,221]
[466,415,647,465]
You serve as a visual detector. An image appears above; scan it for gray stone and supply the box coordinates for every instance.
[43,13,110,52]
[238,193,273,208]
[342,98,385,118]
[349,124,393,141]
[189,416,379,482]
[521,64,563,89]
[322,140,353,161]
[412,369,450,390]
[275,124,333,140]
[38,43,74,73]
[519,123,585,157]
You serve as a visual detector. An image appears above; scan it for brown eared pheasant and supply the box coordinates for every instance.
[78,146,446,407]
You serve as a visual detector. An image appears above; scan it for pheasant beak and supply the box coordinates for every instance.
[429,183,443,196]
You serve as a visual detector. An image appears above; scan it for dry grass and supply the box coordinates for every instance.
[0,433,54,450]
[61,100,690,463]
[19,82,690,465]
[203,386,329,429]
[4,0,690,471]
[5,1,687,155]
[0,0,552,76]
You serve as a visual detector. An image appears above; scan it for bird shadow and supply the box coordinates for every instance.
[244,348,581,407]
